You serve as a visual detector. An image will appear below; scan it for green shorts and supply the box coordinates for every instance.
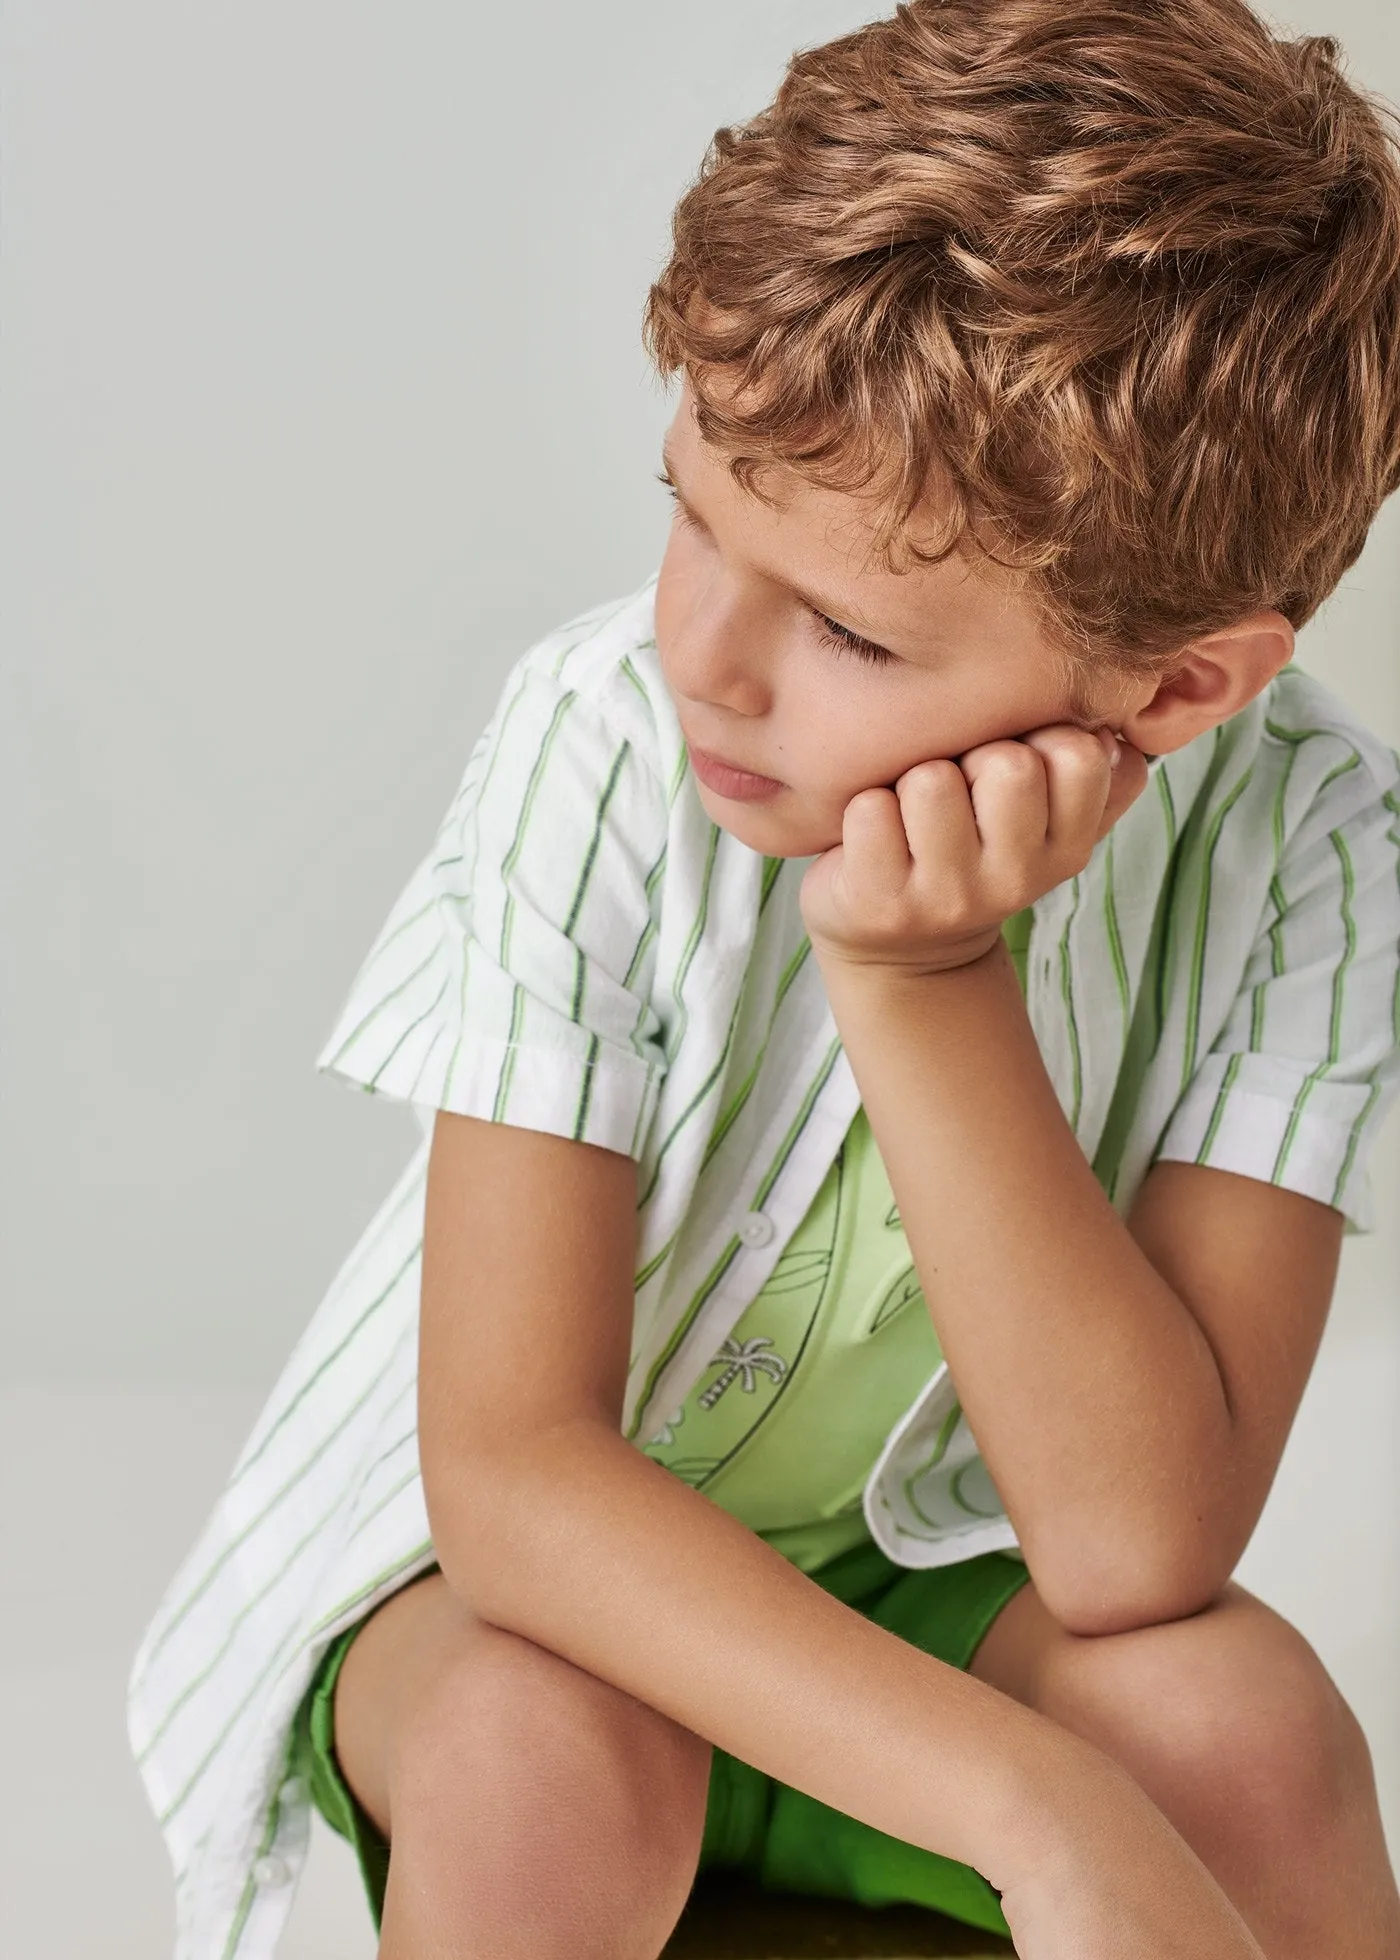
[289,1537,1031,1939]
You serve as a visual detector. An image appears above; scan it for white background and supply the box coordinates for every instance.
[2,2,1397,1952]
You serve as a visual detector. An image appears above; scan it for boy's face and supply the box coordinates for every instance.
[654,381,1142,860]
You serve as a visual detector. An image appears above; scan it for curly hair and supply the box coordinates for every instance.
[643,0,1400,677]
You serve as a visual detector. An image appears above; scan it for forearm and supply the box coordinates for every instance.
[427,1420,1113,1892]
[818,936,1234,1631]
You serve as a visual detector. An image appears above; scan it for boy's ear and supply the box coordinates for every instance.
[1116,611,1295,756]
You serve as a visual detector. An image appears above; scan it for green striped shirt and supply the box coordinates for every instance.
[127,576,1400,1960]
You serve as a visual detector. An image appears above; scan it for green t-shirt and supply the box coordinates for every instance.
[640,909,1033,1572]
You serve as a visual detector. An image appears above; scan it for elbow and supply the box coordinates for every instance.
[1027,1528,1234,1640]
[419,1441,523,1604]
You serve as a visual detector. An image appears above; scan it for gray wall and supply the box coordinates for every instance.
[4,0,1398,1391]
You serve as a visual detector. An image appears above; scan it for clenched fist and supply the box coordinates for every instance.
[799,723,1151,977]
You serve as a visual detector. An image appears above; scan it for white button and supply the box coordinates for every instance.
[252,1855,291,1888]
[738,1211,774,1247]
[278,1776,308,1806]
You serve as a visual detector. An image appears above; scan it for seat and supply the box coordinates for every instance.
[660,1866,1016,1956]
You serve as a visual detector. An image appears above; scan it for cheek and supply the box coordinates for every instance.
[816,695,940,785]
[653,532,681,632]
[653,524,706,653]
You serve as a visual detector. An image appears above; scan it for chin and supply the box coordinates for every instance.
[690,778,840,857]
[709,809,838,860]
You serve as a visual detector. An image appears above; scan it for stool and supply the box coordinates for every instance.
[661,1867,1016,1956]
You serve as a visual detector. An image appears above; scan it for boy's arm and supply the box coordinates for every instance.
[418,1111,1128,1898]
[817,940,1344,1637]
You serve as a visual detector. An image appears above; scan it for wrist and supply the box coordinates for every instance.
[813,925,1012,996]
[960,1701,1135,1893]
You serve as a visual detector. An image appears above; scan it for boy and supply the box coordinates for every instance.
[129,2,1400,1956]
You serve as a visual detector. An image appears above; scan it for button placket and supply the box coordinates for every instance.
[250,1772,311,1891]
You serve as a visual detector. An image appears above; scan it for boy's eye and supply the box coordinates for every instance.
[657,470,894,671]
[814,612,898,668]
[656,471,696,529]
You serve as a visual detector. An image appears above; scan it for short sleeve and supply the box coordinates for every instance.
[315,655,671,1160]
[1155,762,1400,1231]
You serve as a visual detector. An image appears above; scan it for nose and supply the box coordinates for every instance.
[664,576,770,718]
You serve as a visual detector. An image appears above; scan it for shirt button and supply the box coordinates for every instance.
[252,1855,291,1888]
[278,1776,308,1806]
[738,1211,774,1247]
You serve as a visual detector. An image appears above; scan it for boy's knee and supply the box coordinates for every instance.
[1044,1590,1369,1848]
[397,1618,618,1789]
[394,1615,710,1871]
[1170,1644,1360,1843]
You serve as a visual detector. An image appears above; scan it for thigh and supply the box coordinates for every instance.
[331,1565,464,1837]
[963,1564,1077,1706]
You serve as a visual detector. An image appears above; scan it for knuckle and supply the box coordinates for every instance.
[870,899,908,941]
[934,884,979,935]
[989,875,1029,918]
[1039,726,1098,768]
[912,758,962,794]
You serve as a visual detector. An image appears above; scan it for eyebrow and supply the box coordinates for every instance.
[659,436,902,656]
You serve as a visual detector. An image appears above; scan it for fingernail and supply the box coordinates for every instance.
[1109,740,1122,770]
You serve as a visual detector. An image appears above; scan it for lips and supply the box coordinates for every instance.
[693,744,773,782]
[685,740,784,801]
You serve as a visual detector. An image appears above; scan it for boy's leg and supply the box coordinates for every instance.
[330,1567,713,1960]
[968,1575,1400,1960]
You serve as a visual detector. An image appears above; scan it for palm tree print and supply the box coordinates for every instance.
[697,1334,789,1409]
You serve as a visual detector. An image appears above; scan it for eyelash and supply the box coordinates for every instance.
[812,615,898,668]
[656,472,898,670]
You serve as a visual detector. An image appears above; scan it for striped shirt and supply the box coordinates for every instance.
[127,575,1400,1960]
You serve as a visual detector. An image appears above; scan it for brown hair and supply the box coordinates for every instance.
[643,0,1400,678]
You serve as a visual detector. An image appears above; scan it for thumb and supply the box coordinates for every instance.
[1095,738,1150,839]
